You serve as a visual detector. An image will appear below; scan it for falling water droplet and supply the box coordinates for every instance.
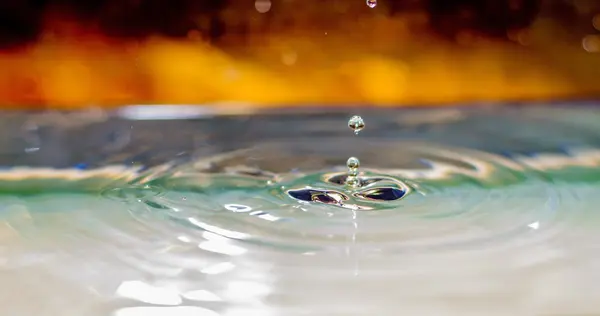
[348,115,365,135]
[346,157,360,187]
[366,0,377,9]
[346,115,365,187]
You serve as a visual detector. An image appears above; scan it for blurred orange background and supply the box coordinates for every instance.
[0,0,599,109]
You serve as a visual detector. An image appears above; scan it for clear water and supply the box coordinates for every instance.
[1,104,600,315]
[366,0,377,9]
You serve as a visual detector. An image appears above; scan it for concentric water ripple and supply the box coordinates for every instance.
[1,106,600,315]
[111,140,563,255]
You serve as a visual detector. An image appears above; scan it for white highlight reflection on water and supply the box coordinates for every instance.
[116,280,183,305]
[114,306,219,316]
[1,143,600,315]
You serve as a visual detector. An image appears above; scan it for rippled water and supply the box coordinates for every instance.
[1,104,600,315]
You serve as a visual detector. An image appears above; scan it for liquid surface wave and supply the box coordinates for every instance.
[1,105,600,315]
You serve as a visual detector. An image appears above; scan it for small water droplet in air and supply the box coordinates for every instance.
[346,157,361,187]
[347,157,360,175]
[366,0,377,9]
[348,115,365,135]
[255,0,271,13]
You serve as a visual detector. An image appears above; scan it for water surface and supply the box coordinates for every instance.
[1,104,600,315]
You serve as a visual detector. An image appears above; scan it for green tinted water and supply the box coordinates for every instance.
[0,105,600,315]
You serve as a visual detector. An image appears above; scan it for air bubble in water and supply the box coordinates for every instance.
[366,0,377,9]
[348,115,365,135]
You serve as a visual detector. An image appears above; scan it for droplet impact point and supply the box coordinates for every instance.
[366,0,377,9]
[346,157,361,187]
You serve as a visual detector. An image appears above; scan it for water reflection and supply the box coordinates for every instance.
[114,306,219,316]
[1,107,600,315]
[116,280,182,305]
[198,234,248,256]
[182,289,222,302]
[200,262,236,275]
[224,204,252,212]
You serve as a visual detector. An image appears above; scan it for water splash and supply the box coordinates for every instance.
[345,156,361,187]
[280,115,405,208]
[346,115,365,187]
